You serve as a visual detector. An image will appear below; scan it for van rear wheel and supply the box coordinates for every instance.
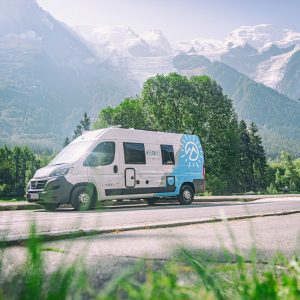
[178,185,194,205]
[71,186,95,211]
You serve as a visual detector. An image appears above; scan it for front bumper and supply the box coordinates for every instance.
[26,176,73,204]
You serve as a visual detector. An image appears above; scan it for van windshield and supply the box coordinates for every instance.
[49,141,94,166]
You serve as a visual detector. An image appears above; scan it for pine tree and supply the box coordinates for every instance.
[238,120,253,192]
[72,112,91,139]
[63,137,70,147]
[249,122,267,190]
[80,112,91,131]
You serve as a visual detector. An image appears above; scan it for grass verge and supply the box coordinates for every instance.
[0,224,299,299]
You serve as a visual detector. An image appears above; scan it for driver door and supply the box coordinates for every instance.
[84,141,121,200]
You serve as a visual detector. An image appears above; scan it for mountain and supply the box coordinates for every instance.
[276,49,300,100]
[173,53,300,156]
[75,24,300,100]
[175,24,300,99]
[74,25,173,58]
[0,0,138,150]
[74,26,176,85]
[1,4,300,157]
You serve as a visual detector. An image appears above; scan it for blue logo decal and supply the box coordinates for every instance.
[180,135,203,169]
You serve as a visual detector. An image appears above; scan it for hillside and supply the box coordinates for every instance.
[173,53,300,156]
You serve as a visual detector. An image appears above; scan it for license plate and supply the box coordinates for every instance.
[30,193,39,200]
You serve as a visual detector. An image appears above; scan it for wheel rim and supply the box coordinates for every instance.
[78,192,90,204]
[183,189,191,200]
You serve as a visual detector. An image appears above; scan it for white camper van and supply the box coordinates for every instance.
[26,128,205,210]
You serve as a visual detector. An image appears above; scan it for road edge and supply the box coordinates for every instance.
[1,209,300,247]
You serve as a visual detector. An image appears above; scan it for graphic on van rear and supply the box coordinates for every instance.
[180,135,203,168]
[156,134,204,197]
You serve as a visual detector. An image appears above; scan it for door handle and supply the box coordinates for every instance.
[113,165,118,173]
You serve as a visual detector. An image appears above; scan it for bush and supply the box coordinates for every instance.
[266,183,278,194]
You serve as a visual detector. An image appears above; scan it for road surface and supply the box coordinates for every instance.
[1,212,299,289]
[0,196,300,242]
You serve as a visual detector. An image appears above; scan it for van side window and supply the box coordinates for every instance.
[123,142,146,164]
[161,145,175,165]
[84,142,115,167]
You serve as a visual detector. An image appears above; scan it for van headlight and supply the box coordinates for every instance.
[50,167,72,177]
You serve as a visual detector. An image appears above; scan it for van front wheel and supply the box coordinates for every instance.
[71,186,95,211]
[178,185,194,205]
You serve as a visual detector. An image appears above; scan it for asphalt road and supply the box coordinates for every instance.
[0,196,300,242]
[1,213,299,290]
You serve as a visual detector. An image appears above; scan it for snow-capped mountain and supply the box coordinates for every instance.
[75,24,300,95]
[74,25,173,58]
[175,24,300,94]
[74,25,175,84]
[176,24,300,58]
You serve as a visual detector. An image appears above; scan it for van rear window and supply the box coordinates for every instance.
[123,142,146,164]
[161,145,175,165]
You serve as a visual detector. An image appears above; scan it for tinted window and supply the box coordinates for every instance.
[161,145,175,165]
[84,142,115,167]
[124,142,146,164]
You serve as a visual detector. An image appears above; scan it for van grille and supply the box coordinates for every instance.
[30,180,47,190]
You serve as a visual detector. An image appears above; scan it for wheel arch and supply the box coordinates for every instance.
[70,182,98,202]
[180,182,195,193]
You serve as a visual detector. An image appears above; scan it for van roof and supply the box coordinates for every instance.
[72,127,198,144]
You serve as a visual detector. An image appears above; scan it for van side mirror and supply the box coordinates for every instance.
[113,165,118,173]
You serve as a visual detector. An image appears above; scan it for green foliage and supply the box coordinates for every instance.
[0,224,89,300]
[100,250,300,300]
[266,183,278,194]
[94,98,150,130]
[95,73,267,194]
[268,151,300,192]
[0,146,50,197]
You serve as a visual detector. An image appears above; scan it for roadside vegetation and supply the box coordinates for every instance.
[1,73,299,199]
[0,224,299,299]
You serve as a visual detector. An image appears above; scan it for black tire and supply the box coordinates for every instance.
[43,203,59,211]
[71,185,95,211]
[146,198,156,206]
[178,185,194,205]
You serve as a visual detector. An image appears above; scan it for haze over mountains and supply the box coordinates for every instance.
[0,0,138,150]
[1,0,300,156]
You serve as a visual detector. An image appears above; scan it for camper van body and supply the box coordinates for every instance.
[26,128,205,210]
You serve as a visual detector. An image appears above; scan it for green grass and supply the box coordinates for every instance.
[0,196,25,202]
[0,224,299,299]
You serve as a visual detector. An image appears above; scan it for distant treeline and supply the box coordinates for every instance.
[0,146,51,197]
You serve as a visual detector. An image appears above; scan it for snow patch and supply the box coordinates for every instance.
[4,30,41,41]
[41,13,54,30]
[254,46,299,88]
[75,25,173,57]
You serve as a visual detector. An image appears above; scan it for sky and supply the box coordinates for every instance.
[37,0,300,42]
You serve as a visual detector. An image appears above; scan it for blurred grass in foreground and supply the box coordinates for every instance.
[0,224,299,300]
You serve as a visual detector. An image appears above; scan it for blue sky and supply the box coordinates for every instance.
[37,0,300,42]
